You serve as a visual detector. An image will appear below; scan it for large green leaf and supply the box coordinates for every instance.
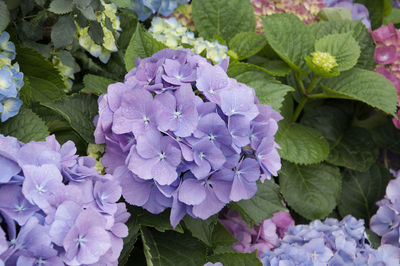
[119,210,140,266]
[262,13,314,73]
[259,60,291,77]
[355,0,384,29]
[82,74,116,95]
[0,0,10,32]
[0,107,49,142]
[16,46,66,98]
[338,164,392,221]
[310,20,375,70]
[231,180,286,225]
[314,33,360,72]
[228,62,294,111]
[327,127,379,172]
[183,215,217,246]
[279,161,342,220]
[211,223,237,255]
[124,23,166,71]
[275,123,330,165]
[42,94,98,143]
[229,32,267,60]
[141,227,208,266]
[322,68,398,115]
[208,252,262,266]
[371,120,400,153]
[31,104,70,132]
[131,206,183,233]
[48,0,73,14]
[192,0,255,42]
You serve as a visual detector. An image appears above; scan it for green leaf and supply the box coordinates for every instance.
[259,60,291,77]
[141,227,208,266]
[314,33,360,72]
[16,46,66,92]
[192,0,255,42]
[48,0,73,14]
[109,0,130,8]
[310,20,375,70]
[31,104,70,132]
[183,215,217,246]
[0,0,10,32]
[118,9,138,51]
[211,223,237,255]
[327,127,379,172]
[130,206,184,233]
[229,32,267,60]
[42,94,98,143]
[318,7,353,21]
[262,13,314,74]
[321,68,398,115]
[0,107,49,143]
[54,130,87,155]
[51,15,76,49]
[29,77,65,103]
[338,164,392,221]
[82,74,116,95]
[276,123,330,165]
[228,62,294,111]
[19,76,32,106]
[232,180,286,225]
[208,252,262,266]
[355,0,384,29]
[384,8,400,24]
[119,211,140,266]
[88,21,104,45]
[371,120,400,153]
[124,23,166,71]
[279,161,342,220]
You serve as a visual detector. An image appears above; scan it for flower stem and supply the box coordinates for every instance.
[291,76,321,122]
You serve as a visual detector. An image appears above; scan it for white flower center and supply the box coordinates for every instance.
[159,152,166,160]
[76,235,87,247]
[35,257,46,265]
[199,152,206,159]
[143,116,150,124]
[14,204,25,213]
[35,184,46,194]
[208,134,216,141]
[173,111,182,118]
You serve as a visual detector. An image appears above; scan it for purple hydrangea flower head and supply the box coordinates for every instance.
[94,48,281,227]
[0,134,128,265]
[220,209,294,258]
[129,0,189,21]
[262,215,400,265]
[370,172,400,247]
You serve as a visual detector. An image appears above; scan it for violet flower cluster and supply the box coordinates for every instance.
[220,210,294,258]
[94,48,282,227]
[370,171,400,248]
[369,23,400,130]
[261,216,400,265]
[129,0,189,21]
[0,134,129,265]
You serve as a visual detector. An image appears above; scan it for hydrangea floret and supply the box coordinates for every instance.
[311,51,338,72]
[94,48,282,227]
[370,171,400,247]
[51,54,79,90]
[149,17,228,63]
[369,23,400,129]
[251,0,325,33]
[128,0,189,21]
[0,134,128,265]
[262,215,400,265]
[0,32,24,122]
[76,0,121,63]
[220,210,294,258]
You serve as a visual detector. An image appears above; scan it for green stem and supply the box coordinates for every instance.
[295,72,306,95]
[291,75,321,122]
[308,93,330,99]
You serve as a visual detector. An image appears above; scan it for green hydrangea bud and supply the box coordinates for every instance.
[311,51,338,72]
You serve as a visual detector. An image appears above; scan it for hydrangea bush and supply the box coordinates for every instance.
[0,0,400,265]
[94,48,282,227]
[0,134,128,265]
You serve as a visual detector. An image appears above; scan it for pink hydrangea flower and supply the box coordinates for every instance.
[370,23,400,129]
[219,209,294,258]
[251,0,326,33]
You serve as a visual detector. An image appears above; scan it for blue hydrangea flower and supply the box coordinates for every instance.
[0,32,24,122]
[261,216,400,265]
[129,0,189,21]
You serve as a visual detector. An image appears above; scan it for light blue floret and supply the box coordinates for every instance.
[1,97,22,122]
